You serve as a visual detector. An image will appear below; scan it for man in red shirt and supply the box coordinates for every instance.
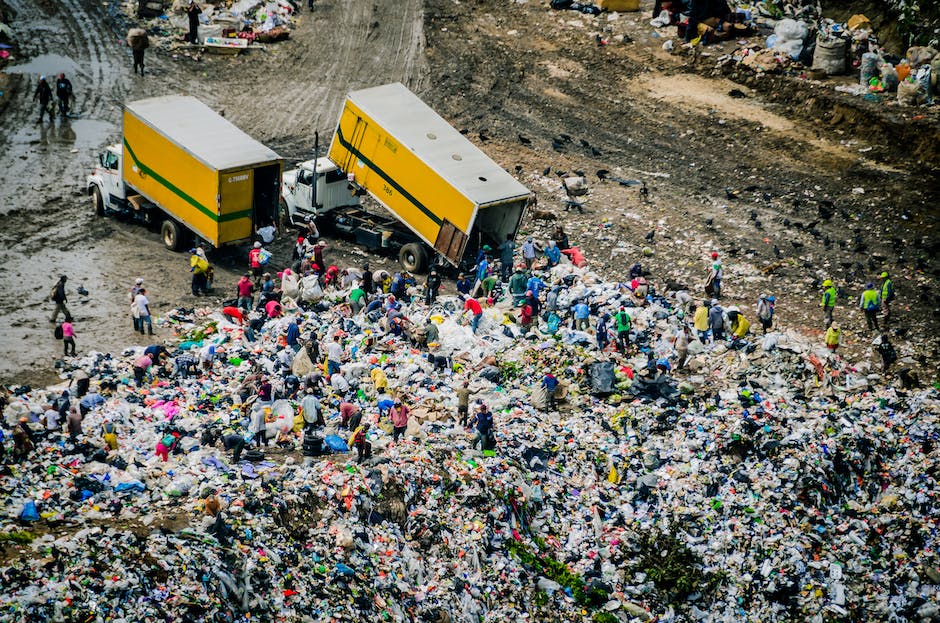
[464,296,483,333]
[248,242,264,284]
[236,273,254,310]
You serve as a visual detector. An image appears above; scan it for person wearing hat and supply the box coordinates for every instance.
[879,271,894,326]
[522,237,537,271]
[820,279,837,328]
[248,242,264,286]
[705,253,722,298]
[469,402,495,451]
[33,75,53,123]
[825,323,841,352]
[756,294,775,334]
[424,269,442,305]
[390,399,410,442]
[859,282,881,333]
[312,239,326,269]
[596,312,611,351]
[455,273,473,297]
[49,275,70,323]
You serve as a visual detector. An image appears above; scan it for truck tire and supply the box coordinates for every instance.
[91,187,104,217]
[160,219,184,252]
[399,242,428,274]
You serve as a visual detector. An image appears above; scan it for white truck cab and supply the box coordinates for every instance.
[87,145,126,216]
[281,156,358,224]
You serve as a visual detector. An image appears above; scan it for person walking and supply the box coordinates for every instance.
[614,306,632,353]
[127,27,149,75]
[454,381,479,427]
[248,242,264,285]
[186,1,202,44]
[390,400,410,442]
[879,271,894,326]
[49,275,71,323]
[34,76,53,123]
[756,294,775,334]
[135,288,154,335]
[130,277,144,332]
[859,282,881,333]
[62,319,77,356]
[55,74,73,118]
[820,279,837,328]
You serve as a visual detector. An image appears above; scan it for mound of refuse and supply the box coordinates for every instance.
[1,258,938,623]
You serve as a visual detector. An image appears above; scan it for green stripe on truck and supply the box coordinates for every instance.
[122,139,252,224]
[335,126,443,227]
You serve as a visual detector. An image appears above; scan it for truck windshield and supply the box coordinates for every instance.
[102,152,119,170]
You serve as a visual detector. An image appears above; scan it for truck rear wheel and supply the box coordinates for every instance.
[399,242,428,274]
[91,187,104,216]
[161,219,184,252]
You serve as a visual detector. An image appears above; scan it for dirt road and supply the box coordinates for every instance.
[0,0,426,385]
[0,0,937,387]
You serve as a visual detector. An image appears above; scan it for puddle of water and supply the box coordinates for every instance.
[9,118,117,150]
[6,53,88,78]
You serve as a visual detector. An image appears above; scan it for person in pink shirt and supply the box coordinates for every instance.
[265,299,282,319]
[133,353,152,386]
[390,399,410,442]
[236,273,254,310]
[61,320,76,356]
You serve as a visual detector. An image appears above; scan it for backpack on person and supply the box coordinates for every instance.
[54,324,64,340]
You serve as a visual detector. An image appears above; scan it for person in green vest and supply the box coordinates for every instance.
[879,271,894,326]
[859,282,881,333]
[614,306,632,353]
[820,279,837,328]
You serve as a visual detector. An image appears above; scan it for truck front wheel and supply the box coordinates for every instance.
[161,219,184,252]
[91,187,104,216]
[399,242,428,274]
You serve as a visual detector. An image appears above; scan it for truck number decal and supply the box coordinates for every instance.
[382,184,394,197]
[383,137,398,154]
[227,174,250,183]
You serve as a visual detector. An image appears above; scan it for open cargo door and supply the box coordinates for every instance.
[433,219,469,266]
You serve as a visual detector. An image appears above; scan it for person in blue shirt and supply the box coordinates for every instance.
[526,274,547,300]
[573,300,590,330]
[498,235,515,282]
[285,316,301,350]
[469,403,495,450]
[541,372,559,410]
[596,313,610,351]
[456,274,473,296]
[544,240,561,267]
[474,255,490,296]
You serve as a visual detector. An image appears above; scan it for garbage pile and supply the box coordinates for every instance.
[1,255,939,622]
[120,0,295,49]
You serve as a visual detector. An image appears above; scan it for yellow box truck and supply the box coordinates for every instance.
[87,95,283,251]
[281,83,532,272]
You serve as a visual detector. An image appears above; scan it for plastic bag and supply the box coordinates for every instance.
[19,499,40,522]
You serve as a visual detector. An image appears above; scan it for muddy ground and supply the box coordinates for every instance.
[0,0,938,387]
